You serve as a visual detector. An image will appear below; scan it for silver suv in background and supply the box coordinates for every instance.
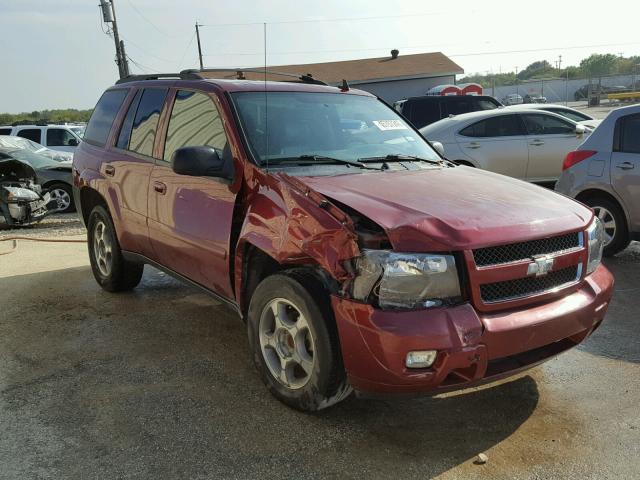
[0,124,82,152]
[556,104,640,256]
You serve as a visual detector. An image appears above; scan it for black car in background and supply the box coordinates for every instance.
[393,95,502,129]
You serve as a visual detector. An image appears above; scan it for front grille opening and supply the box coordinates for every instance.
[473,232,581,267]
[480,265,579,303]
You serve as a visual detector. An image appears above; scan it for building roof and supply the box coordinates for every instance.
[199,51,463,85]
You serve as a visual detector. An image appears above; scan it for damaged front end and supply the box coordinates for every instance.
[0,159,59,227]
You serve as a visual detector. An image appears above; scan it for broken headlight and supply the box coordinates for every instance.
[3,186,40,201]
[351,250,461,309]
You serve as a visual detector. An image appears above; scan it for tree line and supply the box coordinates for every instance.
[0,108,93,126]
[460,53,640,88]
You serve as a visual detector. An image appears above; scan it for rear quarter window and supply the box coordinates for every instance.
[84,89,128,147]
[0,128,12,135]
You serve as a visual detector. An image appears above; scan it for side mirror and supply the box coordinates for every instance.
[575,124,586,136]
[171,145,233,180]
[67,138,79,147]
[432,141,445,156]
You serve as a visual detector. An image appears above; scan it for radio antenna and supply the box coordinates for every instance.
[263,22,269,171]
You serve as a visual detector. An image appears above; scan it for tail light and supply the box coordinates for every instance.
[563,150,597,171]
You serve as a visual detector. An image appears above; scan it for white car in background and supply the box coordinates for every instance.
[0,124,82,152]
[420,109,589,183]
[505,103,601,129]
[0,135,73,163]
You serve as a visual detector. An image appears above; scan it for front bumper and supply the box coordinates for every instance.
[332,264,613,394]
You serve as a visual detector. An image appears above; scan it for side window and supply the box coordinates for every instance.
[619,114,640,154]
[522,114,575,135]
[409,99,441,128]
[474,99,500,111]
[16,128,42,143]
[459,115,524,138]
[0,128,11,135]
[546,108,590,122]
[46,128,77,146]
[84,89,128,146]
[444,98,474,116]
[116,90,143,150]
[163,90,228,162]
[129,88,168,158]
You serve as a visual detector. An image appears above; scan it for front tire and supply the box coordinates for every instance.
[582,196,630,256]
[48,182,75,213]
[247,271,351,411]
[87,205,143,292]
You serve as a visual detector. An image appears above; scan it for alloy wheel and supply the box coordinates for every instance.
[50,187,71,212]
[593,206,616,246]
[93,220,113,277]
[258,298,315,389]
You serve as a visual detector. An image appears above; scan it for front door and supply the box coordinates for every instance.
[455,114,529,179]
[148,89,238,299]
[521,113,585,183]
[611,112,640,232]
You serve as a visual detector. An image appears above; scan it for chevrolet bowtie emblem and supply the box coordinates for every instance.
[527,255,555,277]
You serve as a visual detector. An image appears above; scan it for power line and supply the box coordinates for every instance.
[120,34,178,63]
[198,11,446,28]
[124,0,169,37]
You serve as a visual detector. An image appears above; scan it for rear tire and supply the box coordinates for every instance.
[87,205,143,292]
[247,271,351,411]
[582,196,630,256]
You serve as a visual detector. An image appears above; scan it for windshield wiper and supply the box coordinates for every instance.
[266,155,383,170]
[358,154,445,166]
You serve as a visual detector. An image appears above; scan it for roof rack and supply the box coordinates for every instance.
[181,68,328,86]
[114,69,328,86]
[115,72,202,84]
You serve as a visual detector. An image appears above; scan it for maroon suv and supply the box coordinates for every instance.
[73,71,614,411]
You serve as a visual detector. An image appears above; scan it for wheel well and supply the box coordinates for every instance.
[239,244,337,319]
[79,187,107,226]
[575,189,628,226]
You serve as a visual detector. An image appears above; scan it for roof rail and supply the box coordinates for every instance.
[115,72,202,84]
[180,68,328,86]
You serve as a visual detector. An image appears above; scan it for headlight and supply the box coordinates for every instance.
[586,217,604,274]
[351,250,461,309]
[3,186,40,201]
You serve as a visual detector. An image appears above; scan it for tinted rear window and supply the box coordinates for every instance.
[0,128,11,135]
[620,114,640,154]
[84,89,128,146]
[16,128,42,143]
[129,88,167,158]
[408,98,441,128]
[459,115,525,137]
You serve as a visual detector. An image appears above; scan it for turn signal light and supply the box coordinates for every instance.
[563,150,597,171]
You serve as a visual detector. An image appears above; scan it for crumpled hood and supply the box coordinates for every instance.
[0,158,37,183]
[300,166,593,252]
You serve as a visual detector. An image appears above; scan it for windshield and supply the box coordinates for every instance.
[3,148,57,169]
[231,92,440,166]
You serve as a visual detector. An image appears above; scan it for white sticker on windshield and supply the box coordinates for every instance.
[373,120,408,131]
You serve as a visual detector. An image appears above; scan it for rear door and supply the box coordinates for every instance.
[455,114,529,179]
[611,113,640,232]
[521,113,585,182]
[108,87,167,258]
[406,98,441,129]
[147,89,239,299]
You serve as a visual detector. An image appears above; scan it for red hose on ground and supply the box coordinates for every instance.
[0,236,86,256]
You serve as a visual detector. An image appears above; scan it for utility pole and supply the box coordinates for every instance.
[515,66,519,96]
[195,21,204,70]
[558,55,562,71]
[99,0,129,78]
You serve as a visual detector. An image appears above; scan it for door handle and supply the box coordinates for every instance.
[529,140,545,146]
[153,181,167,194]
[466,142,481,149]
[104,165,115,176]
[616,162,635,170]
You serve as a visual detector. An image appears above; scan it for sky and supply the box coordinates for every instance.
[1,0,639,113]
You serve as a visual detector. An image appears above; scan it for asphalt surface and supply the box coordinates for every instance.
[0,231,638,479]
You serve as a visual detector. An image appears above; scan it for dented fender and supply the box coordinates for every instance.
[233,170,361,301]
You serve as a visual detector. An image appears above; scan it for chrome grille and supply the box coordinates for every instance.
[480,265,580,303]
[473,232,582,267]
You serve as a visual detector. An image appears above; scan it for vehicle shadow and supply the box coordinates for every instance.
[576,246,640,364]
[0,266,539,479]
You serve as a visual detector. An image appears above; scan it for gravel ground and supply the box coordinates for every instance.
[0,213,85,239]
[0,221,638,479]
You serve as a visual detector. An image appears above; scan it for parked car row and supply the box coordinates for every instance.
[0,123,83,152]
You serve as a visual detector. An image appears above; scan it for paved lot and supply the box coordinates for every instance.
[0,220,638,479]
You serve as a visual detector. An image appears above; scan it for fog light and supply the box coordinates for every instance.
[405,350,437,369]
